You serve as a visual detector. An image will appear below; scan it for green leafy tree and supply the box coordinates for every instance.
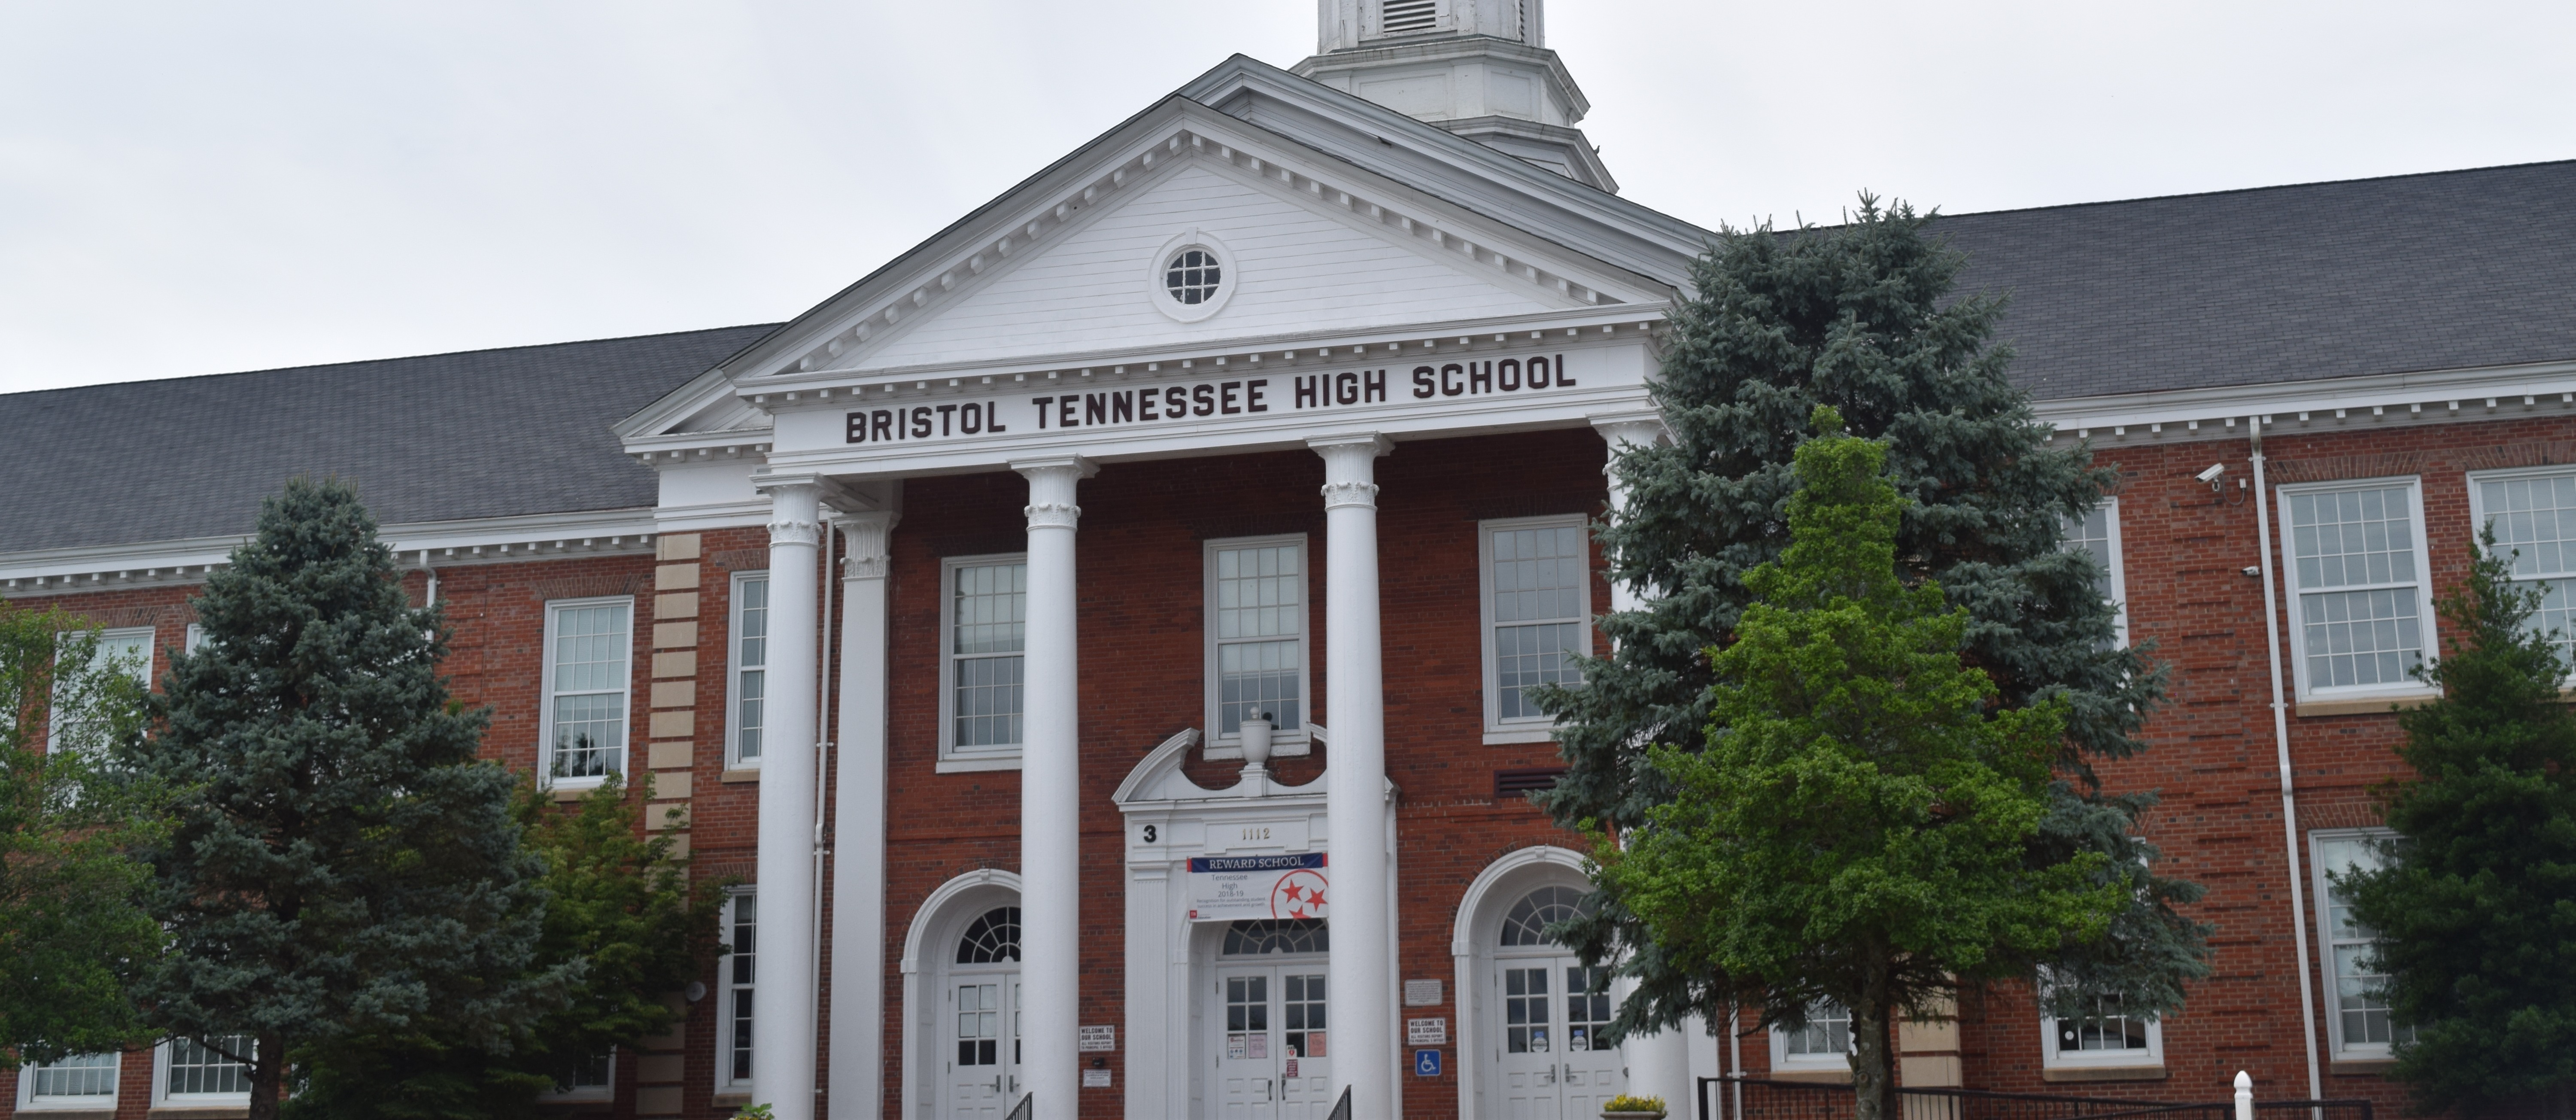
[1601,410,2127,1120]
[125,477,551,1120]
[1536,200,2205,1060]
[2338,529,2576,1115]
[0,606,164,1062]
[286,775,725,1119]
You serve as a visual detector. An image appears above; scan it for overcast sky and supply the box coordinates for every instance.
[3,0,2570,395]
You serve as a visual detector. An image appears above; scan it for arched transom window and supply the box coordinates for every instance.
[1222,918,1329,956]
[1500,885,1589,948]
[955,906,1022,964]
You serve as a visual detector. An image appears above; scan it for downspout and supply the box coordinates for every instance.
[419,549,439,607]
[2250,417,2326,1101]
[813,517,837,1108]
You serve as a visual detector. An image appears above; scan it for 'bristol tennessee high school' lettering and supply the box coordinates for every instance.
[844,356,1576,444]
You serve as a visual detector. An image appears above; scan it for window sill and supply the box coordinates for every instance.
[1482,727,1560,746]
[2329,1057,2399,1075]
[1765,1068,1852,1084]
[935,755,1023,774]
[18,1109,117,1119]
[148,1107,252,1120]
[2041,1065,2167,1083]
[2296,692,2437,718]
[719,768,761,784]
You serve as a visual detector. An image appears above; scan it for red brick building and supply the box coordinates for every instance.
[7,5,2575,1118]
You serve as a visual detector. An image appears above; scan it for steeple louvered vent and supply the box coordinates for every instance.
[1381,0,1437,34]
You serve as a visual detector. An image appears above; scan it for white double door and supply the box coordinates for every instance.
[1213,962,1335,1120]
[1496,958,1624,1120]
[945,971,1021,1120]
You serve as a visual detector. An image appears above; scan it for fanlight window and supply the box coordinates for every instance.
[1224,919,1329,956]
[956,906,1022,964]
[1165,249,1222,305]
[1500,885,1590,947]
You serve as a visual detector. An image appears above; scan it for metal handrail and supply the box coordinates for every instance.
[1004,1091,1032,1120]
[1697,1075,2374,1120]
[1326,1084,1352,1120]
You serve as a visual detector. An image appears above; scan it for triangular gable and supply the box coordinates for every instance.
[620,56,1707,443]
[847,155,1585,371]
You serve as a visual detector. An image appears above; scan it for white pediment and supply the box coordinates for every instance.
[838,155,1589,373]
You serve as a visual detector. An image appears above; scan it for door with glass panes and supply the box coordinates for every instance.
[1492,887,1624,1120]
[1210,919,1333,1120]
[944,907,1022,1120]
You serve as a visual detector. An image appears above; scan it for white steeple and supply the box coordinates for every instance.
[1294,0,1615,192]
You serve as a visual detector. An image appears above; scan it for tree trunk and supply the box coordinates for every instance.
[1848,971,1896,1120]
[246,1032,286,1120]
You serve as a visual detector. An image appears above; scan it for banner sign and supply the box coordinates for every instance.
[1187,852,1327,921]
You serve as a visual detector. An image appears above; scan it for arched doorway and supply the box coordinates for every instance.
[1452,847,1627,1120]
[944,906,1022,1120]
[1491,886,1621,1117]
[1208,919,1334,1117]
[901,870,1022,1120]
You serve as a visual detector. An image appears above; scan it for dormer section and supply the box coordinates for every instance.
[1296,0,1616,192]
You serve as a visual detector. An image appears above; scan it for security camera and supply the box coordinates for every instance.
[2195,464,2227,484]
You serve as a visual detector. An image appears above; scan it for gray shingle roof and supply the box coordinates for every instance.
[6,162,2573,558]
[0,325,775,554]
[1940,159,2576,401]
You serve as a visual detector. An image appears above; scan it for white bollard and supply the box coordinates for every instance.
[2235,1071,2255,1120]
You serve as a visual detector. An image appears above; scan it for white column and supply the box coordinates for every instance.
[1591,414,1691,1114]
[756,478,826,1120]
[1013,456,1093,1120]
[1312,433,1395,1120]
[829,509,898,1120]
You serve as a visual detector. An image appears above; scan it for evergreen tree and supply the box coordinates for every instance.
[287,775,725,1120]
[1602,409,2126,1120]
[2339,529,2576,1115]
[127,477,549,1120]
[1536,200,2205,1047]
[0,606,164,1062]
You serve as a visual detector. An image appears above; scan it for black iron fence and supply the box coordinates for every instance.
[1698,1077,2374,1120]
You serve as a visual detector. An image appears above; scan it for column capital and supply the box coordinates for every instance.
[832,510,900,581]
[1310,433,1391,510]
[1589,410,1668,450]
[1013,456,1094,532]
[763,479,825,549]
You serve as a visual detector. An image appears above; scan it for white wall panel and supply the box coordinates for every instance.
[857,163,1563,370]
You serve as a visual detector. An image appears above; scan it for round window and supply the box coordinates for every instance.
[1164,248,1223,305]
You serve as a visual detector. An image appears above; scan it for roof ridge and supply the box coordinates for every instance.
[1942,157,2576,221]
[3,322,781,402]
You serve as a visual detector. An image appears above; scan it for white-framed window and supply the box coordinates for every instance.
[541,597,633,789]
[153,1035,252,1107]
[727,572,770,770]
[537,1049,614,1103]
[1768,1000,1851,1073]
[939,555,1027,770]
[17,1051,119,1111]
[2311,829,2416,1058]
[1203,536,1311,758]
[2277,478,2437,700]
[2039,995,2163,1070]
[718,890,757,1091]
[2468,467,2576,669]
[2065,499,2129,645]
[51,625,153,751]
[184,623,205,654]
[1479,516,1592,742]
